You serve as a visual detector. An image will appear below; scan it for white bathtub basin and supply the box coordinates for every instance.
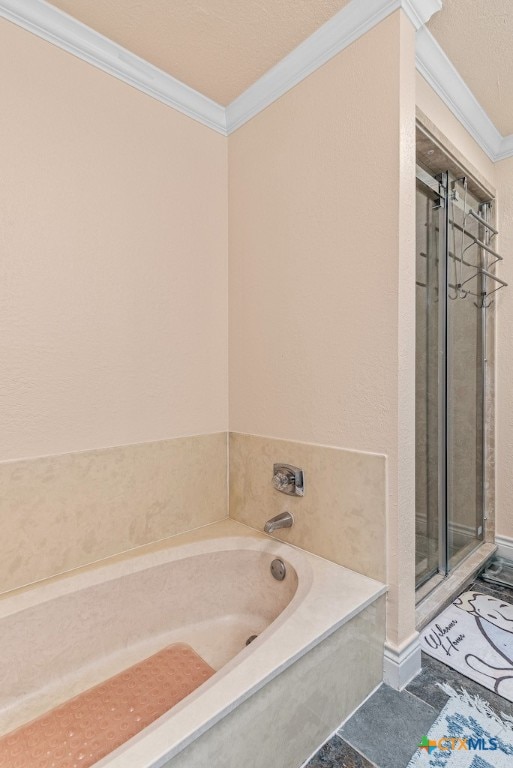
[0,519,386,767]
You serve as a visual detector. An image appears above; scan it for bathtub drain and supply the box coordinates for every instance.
[270,558,286,581]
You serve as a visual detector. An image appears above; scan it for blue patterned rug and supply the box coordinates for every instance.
[407,685,513,767]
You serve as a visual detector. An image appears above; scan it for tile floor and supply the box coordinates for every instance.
[305,576,513,768]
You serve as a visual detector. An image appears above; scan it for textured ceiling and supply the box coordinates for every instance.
[47,0,352,105]
[428,0,513,136]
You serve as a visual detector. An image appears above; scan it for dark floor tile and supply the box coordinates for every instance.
[408,651,513,720]
[469,577,513,603]
[305,735,375,768]
[338,685,437,768]
[406,653,451,713]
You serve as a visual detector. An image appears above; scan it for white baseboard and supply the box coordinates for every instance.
[383,633,421,690]
[495,535,513,562]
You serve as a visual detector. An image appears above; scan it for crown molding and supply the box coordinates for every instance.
[0,0,441,138]
[495,134,513,163]
[226,0,441,133]
[0,0,227,135]
[2,0,513,162]
[402,0,442,30]
[416,26,513,162]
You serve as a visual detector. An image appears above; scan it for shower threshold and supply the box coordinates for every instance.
[415,542,497,630]
[415,572,444,605]
[415,536,484,604]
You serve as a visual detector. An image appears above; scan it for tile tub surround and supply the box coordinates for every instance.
[0,432,227,594]
[229,433,386,582]
[0,520,386,768]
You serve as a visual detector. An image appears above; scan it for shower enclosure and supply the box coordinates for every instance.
[415,164,503,591]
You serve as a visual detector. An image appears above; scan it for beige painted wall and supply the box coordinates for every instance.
[0,18,228,463]
[495,157,513,540]
[229,12,417,650]
[229,13,407,454]
[0,18,229,591]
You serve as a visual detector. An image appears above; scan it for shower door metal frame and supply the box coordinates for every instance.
[415,166,449,584]
[445,173,486,572]
[416,165,487,590]
[436,170,449,579]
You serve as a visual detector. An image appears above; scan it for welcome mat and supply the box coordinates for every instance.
[407,684,513,767]
[420,591,513,702]
[0,642,215,768]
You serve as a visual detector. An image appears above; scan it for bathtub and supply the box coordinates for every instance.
[0,519,386,768]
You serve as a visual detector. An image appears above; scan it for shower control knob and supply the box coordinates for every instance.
[271,464,305,496]
[272,472,290,492]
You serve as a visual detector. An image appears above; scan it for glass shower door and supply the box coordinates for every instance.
[415,167,485,591]
[446,179,485,568]
[415,172,444,587]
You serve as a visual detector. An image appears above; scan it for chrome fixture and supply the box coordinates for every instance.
[272,464,305,496]
[270,558,287,581]
[264,511,293,534]
[417,165,508,308]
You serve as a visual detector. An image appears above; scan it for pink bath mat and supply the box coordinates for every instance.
[0,642,215,768]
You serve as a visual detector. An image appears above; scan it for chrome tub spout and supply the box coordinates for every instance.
[264,511,293,534]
